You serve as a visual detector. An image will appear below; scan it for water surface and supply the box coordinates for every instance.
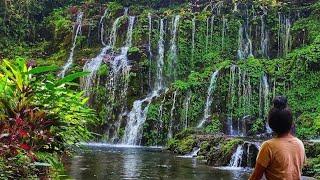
[64,143,251,180]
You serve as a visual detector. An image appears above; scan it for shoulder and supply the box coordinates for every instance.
[293,137,305,149]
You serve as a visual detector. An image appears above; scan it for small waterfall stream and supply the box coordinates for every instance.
[148,13,153,90]
[122,19,166,145]
[100,9,108,46]
[82,46,110,96]
[59,12,83,77]
[222,16,227,50]
[229,145,244,167]
[278,13,291,57]
[168,90,177,139]
[260,8,269,58]
[169,15,180,80]
[183,92,191,129]
[110,16,135,141]
[197,70,219,128]
[191,17,196,61]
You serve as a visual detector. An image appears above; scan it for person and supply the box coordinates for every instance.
[249,96,306,180]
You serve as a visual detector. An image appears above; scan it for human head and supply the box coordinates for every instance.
[268,96,293,135]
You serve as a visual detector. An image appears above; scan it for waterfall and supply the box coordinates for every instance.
[246,143,251,167]
[277,13,291,57]
[259,75,270,116]
[237,24,253,60]
[261,74,272,133]
[179,147,201,158]
[82,46,110,96]
[228,65,237,118]
[109,16,135,101]
[122,19,166,145]
[169,15,180,80]
[229,145,244,167]
[222,16,227,50]
[183,92,192,129]
[168,91,177,139]
[206,17,209,53]
[191,17,196,61]
[58,12,83,77]
[108,16,135,142]
[197,70,219,128]
[148,13,153,90]
[262,74,269,117]
[124,7,129,16]
[158,91,167,141]
[100,9,108,46]
[154,19,165,91]
[260,9,269,58]
[227,117,235,136]
[210,15,214,46]
[109,16,122,48]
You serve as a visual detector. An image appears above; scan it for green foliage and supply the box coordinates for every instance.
[0,58,98,178]
[221,139,243,154]
[250,118,265,135]
[204,115,222,134]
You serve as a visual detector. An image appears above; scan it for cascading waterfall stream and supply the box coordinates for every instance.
[59,12,83,77]
[197,70,219,128]
[148,13,153,90]
[229,145,244,167]
[100,9,108,46]
[168,91,177,139]
[237,23,253,60]
[183,92,191,129]
[277,13,291,57]
[260,8,269,58]
[109,16,136,141]
[191,17,196,61]
[261,74,272,133]
[169,15,180,80]
[206,17,209,53]
[122,19,166,145]
[222,16,227,50]
[82,46,110,96]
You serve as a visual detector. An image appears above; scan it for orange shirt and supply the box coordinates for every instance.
[256,137,306,180]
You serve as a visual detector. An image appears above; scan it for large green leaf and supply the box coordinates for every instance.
[29,65,59,75]
[55,72,89,86]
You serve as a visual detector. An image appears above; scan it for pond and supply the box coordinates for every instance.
[63,143,251,180]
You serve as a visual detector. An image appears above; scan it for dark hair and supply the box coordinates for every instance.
[268,96,293,135]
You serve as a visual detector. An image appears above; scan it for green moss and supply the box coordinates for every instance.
[204,114,222,133]
[98,64,109,76]
[178,135,196,154]
[221,139,243,155]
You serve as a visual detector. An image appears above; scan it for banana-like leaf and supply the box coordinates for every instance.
[55,72,89,86]
[29,65,59,75]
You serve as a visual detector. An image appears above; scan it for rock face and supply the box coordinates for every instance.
[167,131,260,168]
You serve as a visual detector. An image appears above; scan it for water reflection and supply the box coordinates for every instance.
[123,149,141,179]
[64,144,250,180]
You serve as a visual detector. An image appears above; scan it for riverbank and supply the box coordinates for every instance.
[166,129,320,179]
